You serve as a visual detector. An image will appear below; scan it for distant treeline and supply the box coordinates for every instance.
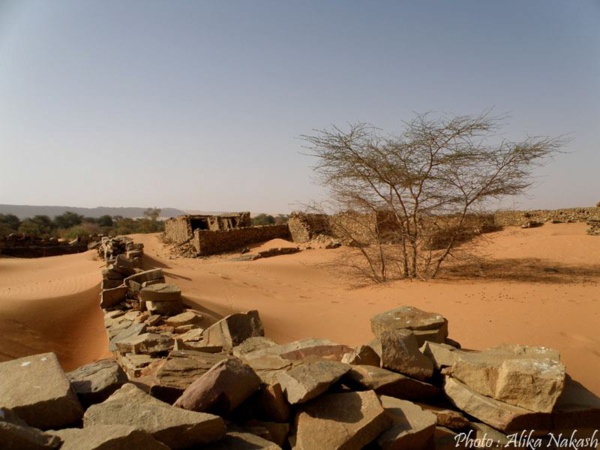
[0,208,165,239]
[251,213,289,226]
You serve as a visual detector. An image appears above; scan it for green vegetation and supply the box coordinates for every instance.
[0,208,165,239]
[251,213,289,226]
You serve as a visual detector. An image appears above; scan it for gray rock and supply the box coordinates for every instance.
[67,359,127,408]
[53,425,169,450]
[379,329,434,381]
[202,310,265,350]
[0,408,62,449]
[100,286,128,309]
[174,359,261,414]
[0,353,83,429]
[377,396,437,450]
[233,336,278,358]
[124,269,165,289]
[371,306,448,346]
[277,360,350,405]
[109,322,147,352]
[84,383,226,448]
[140,283,182,302]
[293,391,391,449]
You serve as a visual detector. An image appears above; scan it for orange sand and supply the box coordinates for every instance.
[0,223,598,395]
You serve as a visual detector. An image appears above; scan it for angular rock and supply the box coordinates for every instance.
[150,350,232,403]
[202,431,282,449]
[147,300,184,316]
[115,353,157,378]
[110,254,136,276]
[341,344,380,367]
[0,353,83,429]
[379,329,434,381]
[100,286,128,308]
[377,396,437,450]
[343,365,439,400]
[124,269,165,290]
[293,391,391,450]
[243,354,295,385]
[67,359,128,408]
[233,336,278,358]
[202,310,264,350]
[245,421,290,447]
[242,338,352,362]
[277,360,349,405]
[141,283,182,302]
[371,306,448,346]
[420,341,462,369]
[256,383,292,423]
[449,344,565,412]
[115,333,174,355]
[101,279,123,290]
[109,322,147,352]
[84,383,226,448]
[0,408,62,449]
[174,359,261,415]
[444,377,552,432]
[165,311,202,327]
[53,425,169,450]
[416,403,470,430]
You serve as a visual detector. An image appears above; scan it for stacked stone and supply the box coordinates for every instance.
[98,236,144,262]
[586,219,600,236]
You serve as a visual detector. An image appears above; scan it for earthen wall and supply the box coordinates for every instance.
[193,225,291,256]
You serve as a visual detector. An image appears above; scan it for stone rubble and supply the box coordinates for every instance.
[0,235,599,449]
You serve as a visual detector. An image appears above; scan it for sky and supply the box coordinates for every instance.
[0,1,598,214]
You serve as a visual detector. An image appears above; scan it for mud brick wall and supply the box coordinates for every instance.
[193,224,291,255]
[164,217,192,244]
[493,207,600,227]
[288,212,332,243]
[0,235,88,258]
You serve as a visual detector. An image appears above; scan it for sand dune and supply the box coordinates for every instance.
[1,222,598,396]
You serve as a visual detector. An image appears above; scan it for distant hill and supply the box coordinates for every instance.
[0,204,186,220]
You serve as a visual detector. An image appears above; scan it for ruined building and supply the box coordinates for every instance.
[164,213,290,256]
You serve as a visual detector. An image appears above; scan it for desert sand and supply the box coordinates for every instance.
[1,222,598,395]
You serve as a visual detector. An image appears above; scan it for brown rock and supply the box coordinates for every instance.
[420,341,462,369]
[100,286,128,308]
[165,311,201,327]
[115,333,174,355]
[256,383,292,423]
[0,407,62,449]
[233,336,278,358]
[341,344,380,367]
[277,360,350,405]
[379,329,434,381]
[140,283,182,302]
[0,353,83,429]
[371,306,448,346]
[343,365,439,400]
[67,359,128,408]
[377,396,437,450]
[124,269,165,290]
[147,300,184,316]
[53,425,169,450]
[293,390,391,450]
[174,359,261,415]
[84,383,226,448]
[202,431,282,449]
[202,310,264,350]
[242,338,352,362]
[416,403,470,430]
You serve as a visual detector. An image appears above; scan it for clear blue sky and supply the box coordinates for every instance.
[0,1,598,213]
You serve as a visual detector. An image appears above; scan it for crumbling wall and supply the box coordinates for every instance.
[165,212,252,244]
[288,212,332,243]
[0,234,89,258]
[164,217,192,244]
[493,207,600,227]
[193,225,291,256]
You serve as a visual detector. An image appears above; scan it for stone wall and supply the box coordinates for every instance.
[0,234,90,258]
[493,207,600,227]
[288,212,332,243]
[164,212,252,245]
[163,217,192,244]
[193,224,291,256]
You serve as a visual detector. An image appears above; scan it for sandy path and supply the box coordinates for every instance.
[135,223,600,395]
[0,251,111,371]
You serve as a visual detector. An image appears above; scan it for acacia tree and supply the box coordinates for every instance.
[302,112,565,280]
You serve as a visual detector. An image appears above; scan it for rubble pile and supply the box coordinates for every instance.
[1,237,599,449]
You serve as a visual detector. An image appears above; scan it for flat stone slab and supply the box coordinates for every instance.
[53,425,169,450]
[242,338,352,362]
[0,353,83,429]
[165,311,201,327]
[100,286,127,309]
[293,391,391,449]
[377,396,437,449]
[371,306,448,346]
[277,360,350,405]
[67,358,128,408]
[84,383,226,449]
[115,333,174,355]
[140,283,182,302]
[202,431,282,449]
[0,407,62,449]
[202,310,264,350]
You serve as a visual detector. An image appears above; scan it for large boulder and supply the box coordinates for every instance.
[0,353,83,429]
[377,330,434,381]
[0,408,62,449]
[276,360,350,405]
[84,383,226,448]
[449,344,566,412]
[174,359,261,414]
[371,306,448,346]
[67,359,128,408]
[376,396,437,450]
[293,390,391,449]
[53,425,169,450]
[444,377,552,432]
[202,310,265,350]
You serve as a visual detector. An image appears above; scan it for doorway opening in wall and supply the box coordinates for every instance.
[190,218,209,232]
